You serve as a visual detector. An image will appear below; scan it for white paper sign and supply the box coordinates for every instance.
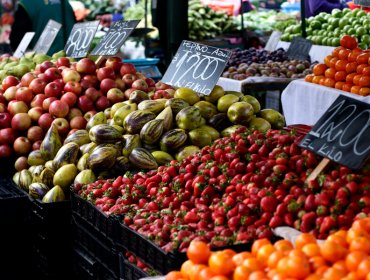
[13,32,35,58]
[265,31,282,52]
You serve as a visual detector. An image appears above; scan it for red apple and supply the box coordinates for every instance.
[76,58,97,74]
[62,68,81,83]
[27,126,44,142]
[145,78,156,87]
[31,94,46,108]
[67,128,78,136]
[95,96,110,111]
[165,88,175,97]
[21,72,37,87]
[0,128,16,144]
[52,118,70,135]
[8,100,28,115]
[81,74,99,89]
[42,97,57,111]
[28,107,43,122]
[67,108,83,120]
[49,100,69,118]
[132,79,148,91]
[13,136,31,155]
[97,66,115,81]
[37,73,46,80]
[85,87,102,102]
[29,78,47,94]
[115,77,126,91]
[106,57,123,73]
[107,88,124,103]
[39,61,55,73]
[124,88,136,100]
[120,63,136,76]
[11,113,31,130]
[77,95,94,113]
[0,103,6,113]
[38,113,54,130]
[32,140,42,150]
[61,92,77,107]
[135,72,146,80]
[2,75,19,91]
[56,57,70,68]
[122,73,137,87]
[44,67,62,82]
[0,93,5,104]
[3,86,18,101]
[70,62,77,71]
[84,110,97,121]
[0,144,12,157]
[15,87,34,104]
[70,116,87,129]
[44,82,62,98]
[100,78,117,94]
[0,112,11,128]
[14,156,28,171]
[54,78,65,89]
[155,81,172,90]
[64,81,82,95]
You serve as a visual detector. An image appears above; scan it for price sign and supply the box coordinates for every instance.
[33,20,62,54]
[265,31,282,52]
[161,40,231,96]
[90,20,140,56]
[64,21,99,58]
[13,32,35,58]
[286,37,312,61]
[299,95,370,170]
[354,0,370,6]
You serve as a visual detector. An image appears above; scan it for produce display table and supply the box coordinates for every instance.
[217,76,294,92]
[281,79,370,125]
[276,41,334,63]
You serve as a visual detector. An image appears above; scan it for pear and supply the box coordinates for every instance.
[0,70,10,82]
[3,61,18,70]
[52,49,66,59]
[10,64,31,78]
[24,51,36,59]
[33,53,51,64]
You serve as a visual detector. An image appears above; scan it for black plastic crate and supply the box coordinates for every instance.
[72,216,119,277]
[119,253,149,280]
[71,190,117,244]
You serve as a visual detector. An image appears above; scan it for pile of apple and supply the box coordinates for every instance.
[0,56,173,167]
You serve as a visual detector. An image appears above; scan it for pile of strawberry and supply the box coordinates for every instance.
[74,127,370,252]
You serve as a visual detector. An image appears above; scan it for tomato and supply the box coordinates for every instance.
[340,35,358,50]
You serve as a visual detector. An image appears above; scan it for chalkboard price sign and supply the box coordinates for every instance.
[299,95,370,170]
[90,20,140,56]
[65,21,99,58]
[354,0,370,6]
[286,37,312,61]
[33,20,62,54]
[161,40,231,96]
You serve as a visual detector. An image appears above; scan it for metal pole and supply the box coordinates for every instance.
[301,0,306,38]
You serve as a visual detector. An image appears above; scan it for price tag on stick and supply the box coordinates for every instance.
[90,20,140,56]
[265,31,282,52]
[161,40,232,96]
[13,32,35,58]
[65,21,99,58]
[299,95,370,171]
[286,37,312,61]
[33,19,62,54]
[354,0,370,6]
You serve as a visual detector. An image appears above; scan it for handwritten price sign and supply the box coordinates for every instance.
[33,20,62,54]
[90,20,140,56]
[65,21,99,58]
[161,41,231,96]
[299,95,370,170]
[354,0,370,6]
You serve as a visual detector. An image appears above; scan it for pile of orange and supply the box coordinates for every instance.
[305,35,370,96]
[166,217,370,280]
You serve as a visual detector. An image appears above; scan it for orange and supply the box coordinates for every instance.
[350,236,370,254]
[198,267,216,280]
[315,265,329,276]
[274,240,294,253]
[345,251,368,272]
[295,233,317,250]
[319,77,326,86]
[353,74,362,85]
[326,234,348,248]
[324,55,333,67]
[346,73,357,83]
[340,35,358,50]
[248,271,268,280]
[251,239,271,257]
[320,240,348,263]
[208,251,235,276]
[165,271,184,280]
[325,67,336,78]
[335,60,348,71]
[357,257,370,280]
[312,75,324,84]
[362,66,370,76]
[339,49,351,60]
[256,243,275,265]
[359,87,370,96]
[332,260,348,274]
[309,256,327,271]
[267,251,286,269]
[329,57,340,68]
[335,81,345,90]
[333,46,345,57]
[348,51,360,62]
[356,53,370,65]
[305,74,314,83]
[351,218,370,234]
[359,76,370,87]
[322,267,346,280]
[357,64,369,74]
[232,252,252,266]
[346,62,358,73]
[242,257,263,271]
[189,264,207,280]
[313,63,328,76]
[302,243,321,258]
[209,276,229,280]
[305,274,321,280]
[342,83,353,92]
[334,71,347,81]
[187,241,211,264]
[351,85,362,94]
[233,265,251,280]
[180,260,194,280]
[286,256,310,279]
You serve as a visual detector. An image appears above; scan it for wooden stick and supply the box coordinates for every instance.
[95,56,105,67]
[305,158,331,183]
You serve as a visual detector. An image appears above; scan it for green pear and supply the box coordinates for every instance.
[0,70,10,82]
[33,53,51,64]
[3,61,18,70]
[24,51,36,59]
[52,49,66,59]
[10,64,31,78]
